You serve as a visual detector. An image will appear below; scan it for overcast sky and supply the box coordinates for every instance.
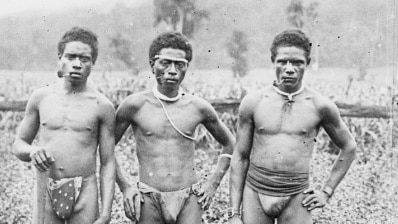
[0,0,146,18]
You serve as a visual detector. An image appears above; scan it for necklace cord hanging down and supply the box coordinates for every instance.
[152,85,197,141]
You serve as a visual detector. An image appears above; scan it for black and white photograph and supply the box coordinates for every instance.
[0,0,396,223]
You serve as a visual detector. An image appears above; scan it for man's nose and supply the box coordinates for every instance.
[285,61,294,74]
[167,62,177,75]
[72,58,82,68]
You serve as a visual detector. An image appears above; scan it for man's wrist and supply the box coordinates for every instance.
[322,185,334,198]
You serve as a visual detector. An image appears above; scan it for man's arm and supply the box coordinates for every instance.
[95,101,116,223]
[201,100,236,183]
[303,99,356,210]
[114,98,137,191]
[320,100,356,192]
[197,99,235,209]
[13,90,54,171]
[229,95,255,222]
[114,97,143,222]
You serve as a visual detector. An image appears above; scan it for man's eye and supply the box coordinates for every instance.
[67,55,75,60]
[292,60,304,66]
[159,60,171,66]
[81,57,90,62]
[176,62,186,68]
[277,60,287,64]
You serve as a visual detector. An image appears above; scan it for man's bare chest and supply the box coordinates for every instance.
[133,103,202,137]
[39,95,100,132]
[253,98,321,135]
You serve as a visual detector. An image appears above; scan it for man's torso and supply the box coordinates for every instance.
[250,86,323,172]
[37,85,105,179]
[129,91,207,191]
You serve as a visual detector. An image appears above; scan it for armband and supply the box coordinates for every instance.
[218,154,232,160]
[225,207,241,219]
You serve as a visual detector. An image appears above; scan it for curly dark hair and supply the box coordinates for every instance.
[58,27,99,64]
[149,32,193,63]
[270,29,311,63]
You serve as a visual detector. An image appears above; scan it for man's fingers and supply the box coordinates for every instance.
[33,156,47,172]
[202,196,210,210]
[198,193,206,204]
[37,151,50,168]
[308,202,323,211]
[124,197,134,219]
[43,151,55,164]
[302,194,316,205]
[134,194,141,221]
[303,188,314,194]
[33,162,45,172]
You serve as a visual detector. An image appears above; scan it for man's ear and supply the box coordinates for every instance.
[270,56,275,63]
[307,57,311,66]
[149,60,155,73]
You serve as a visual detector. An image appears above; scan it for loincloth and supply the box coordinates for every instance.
[47,176,83,220]
[246,163,309,197]
[138,181,201,223]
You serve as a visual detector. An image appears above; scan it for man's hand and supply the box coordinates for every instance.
[302,188,330,211]
[196,180,219,210]
[123,185,144,222]
[228,216,244,224]
[29,146,54,172]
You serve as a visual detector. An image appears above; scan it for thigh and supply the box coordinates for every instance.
[137,193,164,224]
[242,186,274,224]
[278,193,312,224]
[68,175,99,224]
[33,174,64,224]
[176,193,202,224]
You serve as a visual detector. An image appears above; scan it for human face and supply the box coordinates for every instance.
[273,46,309,92]
[58,41,93,83]
[151,48,188,88]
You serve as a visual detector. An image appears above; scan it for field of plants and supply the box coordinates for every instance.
[0,68,396,224]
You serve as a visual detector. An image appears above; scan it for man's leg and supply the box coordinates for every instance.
[33,172,64,224]
[68,174,99,224]
[277,193,312,224]
[242,186,274,224]
[176,193,202,224]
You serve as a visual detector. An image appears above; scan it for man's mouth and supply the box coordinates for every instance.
[165,79,178,84]
[69,72,82,78]
[282,78,295,83]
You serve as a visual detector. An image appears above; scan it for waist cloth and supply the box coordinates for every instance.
[137,181,201,223]
[47,176,83,220]
[245,163,309,197]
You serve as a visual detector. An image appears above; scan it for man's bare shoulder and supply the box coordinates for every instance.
[184,93,216,114]
[240,89,264,110]
[305,87,339,117]
[27,84,58,105]
[88,88,115,112]
[305,87,335,108]
[118,90,152,111]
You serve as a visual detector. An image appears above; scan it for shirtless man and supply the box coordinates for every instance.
[13,27,116,224]
[115,32,235,224]
[228,29,357,224]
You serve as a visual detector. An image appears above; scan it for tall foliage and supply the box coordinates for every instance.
[227,30,248,78]
[153,0,209,38]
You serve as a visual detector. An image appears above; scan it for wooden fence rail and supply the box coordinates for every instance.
[0,99,395,119]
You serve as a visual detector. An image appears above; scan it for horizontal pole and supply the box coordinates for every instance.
[0,99,394,119]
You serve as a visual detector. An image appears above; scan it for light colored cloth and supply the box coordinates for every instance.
[246,163,309,197]
[137,182,201,224]
[47,176,83,220]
